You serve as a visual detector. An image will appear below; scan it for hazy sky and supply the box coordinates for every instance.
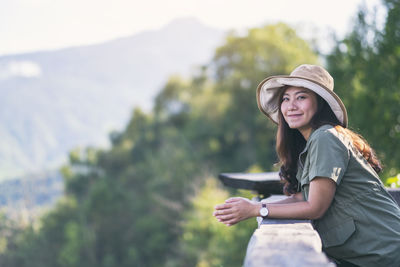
[2,0,384,56]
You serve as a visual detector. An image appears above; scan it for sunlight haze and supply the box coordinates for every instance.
[2,0,384,56]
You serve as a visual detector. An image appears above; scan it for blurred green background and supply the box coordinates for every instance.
[1,0,400,266]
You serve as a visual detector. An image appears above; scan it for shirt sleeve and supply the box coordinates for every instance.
[308,130,350,185]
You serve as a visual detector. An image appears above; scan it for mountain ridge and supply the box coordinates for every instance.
[0,17,225,180]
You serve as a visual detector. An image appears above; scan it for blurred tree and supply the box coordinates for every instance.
[209,23,319,171]
[177,178,256,267]
[327,0,400,178]
[0,22,320,266]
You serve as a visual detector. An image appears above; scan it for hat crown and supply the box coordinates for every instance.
[290,64,334,91]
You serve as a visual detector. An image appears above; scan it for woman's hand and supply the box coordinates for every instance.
[213,178,336,225]
[213,197,260,226]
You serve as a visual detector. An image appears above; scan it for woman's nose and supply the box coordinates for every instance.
[287,100,297,111]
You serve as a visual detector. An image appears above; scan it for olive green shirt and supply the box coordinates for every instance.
[296,125,400,267]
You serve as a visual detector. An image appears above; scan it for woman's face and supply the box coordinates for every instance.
[280,86,318,138]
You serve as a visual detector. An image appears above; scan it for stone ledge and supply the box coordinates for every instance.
[244,222,335,267]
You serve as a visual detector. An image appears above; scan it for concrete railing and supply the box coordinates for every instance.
[245,221,334,266]
[244,195,334,267]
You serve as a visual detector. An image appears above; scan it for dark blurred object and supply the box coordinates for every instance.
[218,172,283,198]
[219,172,400,206]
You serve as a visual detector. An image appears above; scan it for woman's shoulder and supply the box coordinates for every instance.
[308,124,349,150]
[309,124,340,142]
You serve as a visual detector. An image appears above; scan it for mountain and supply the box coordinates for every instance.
[0,18,225,180]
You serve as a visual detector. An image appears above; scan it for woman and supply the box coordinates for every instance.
[213,64,400,267]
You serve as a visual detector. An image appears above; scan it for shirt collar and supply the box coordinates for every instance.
[302,124,333,153]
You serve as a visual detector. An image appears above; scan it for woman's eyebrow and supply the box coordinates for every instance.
[283,90,309,96]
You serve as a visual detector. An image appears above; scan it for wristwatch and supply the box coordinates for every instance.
[259,203,269,218]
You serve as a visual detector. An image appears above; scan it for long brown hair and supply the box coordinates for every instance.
[276,90,382,195]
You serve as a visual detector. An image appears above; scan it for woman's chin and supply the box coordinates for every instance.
[288,122,311,131]
[287,123,301,129]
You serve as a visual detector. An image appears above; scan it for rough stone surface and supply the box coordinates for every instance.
[244,223,335,267]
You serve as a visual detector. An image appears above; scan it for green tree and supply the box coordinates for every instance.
[0,23,320,266]
[178,178,256,267]
[210,23,319,171]
[327,0,400,178]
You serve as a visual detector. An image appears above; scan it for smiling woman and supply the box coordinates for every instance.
[280,87,318,139]
[214,64,400,267]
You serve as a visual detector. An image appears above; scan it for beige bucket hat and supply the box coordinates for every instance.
[256,64,348,127]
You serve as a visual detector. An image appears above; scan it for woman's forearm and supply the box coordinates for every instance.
[266,192,303,204]
[264,192,320,219]
[214,178,335,225]
[214,196,320,227]
[266,201,320,219]
[266,179,336,220]
[249,200,322,220]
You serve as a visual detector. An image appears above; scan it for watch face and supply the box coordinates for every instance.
[260,207,269,217]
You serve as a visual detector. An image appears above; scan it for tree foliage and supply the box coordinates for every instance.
[326,0,400,178]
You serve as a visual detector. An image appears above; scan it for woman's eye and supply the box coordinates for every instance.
[282,97,289,102]
[297,95,306,100]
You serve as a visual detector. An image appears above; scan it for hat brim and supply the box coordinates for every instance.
[256,75,348,127]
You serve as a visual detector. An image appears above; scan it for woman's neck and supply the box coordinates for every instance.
[298,126,313,141]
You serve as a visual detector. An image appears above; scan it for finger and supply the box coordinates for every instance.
[223,220,237,227]
[213,208,233,216]
[214,204,224,210]
[214,203,233,210]
[213,209,224,216]
[217,214,236,221]
[213,210,223,216]
[225,218,239,226]
[225,197,241,203]
[216,215,232,224]
[215,211,237,221]
[214,211,226,219]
